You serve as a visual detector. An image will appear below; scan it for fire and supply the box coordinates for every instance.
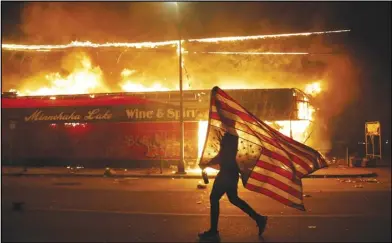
[188,29,350,43]
[305,82,322,97]
[14,53,107,96]
[266,120,312,143]
[198,120,209,158]
[2,29,350,51]
[2,40,177,51]
[120,68,170,92]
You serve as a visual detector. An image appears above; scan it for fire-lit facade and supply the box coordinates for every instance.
[1,88,314,168]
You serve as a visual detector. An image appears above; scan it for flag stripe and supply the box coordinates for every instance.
[215,93,249,114]
[211,111,314,173]
[211,105,274,140]
[246,178,302,205]
[260,147,306,178]
[250,169,302,199]
[255,159,298,182]
[246,183,305,210]
[212,99,259,125]
[210,118,310,175]
[211,111,281,147]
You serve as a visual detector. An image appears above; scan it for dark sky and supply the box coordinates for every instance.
[1,2,391,148]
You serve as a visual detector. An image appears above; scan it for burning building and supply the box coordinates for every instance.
[1,88,315,169]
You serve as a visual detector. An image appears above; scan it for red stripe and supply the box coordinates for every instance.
[210,113,281,148]
[213,88,236,102]
[245,183,303,209]
[274,135,319,165]
[249,171,302,199]
[260,148,305,178]
[212,100,258,125]
[256,160,300,183]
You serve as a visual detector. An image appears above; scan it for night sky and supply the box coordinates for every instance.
[1,2,391,153]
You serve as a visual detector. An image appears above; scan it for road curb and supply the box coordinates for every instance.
[1,172,378,179]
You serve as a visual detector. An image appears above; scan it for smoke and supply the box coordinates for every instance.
[20,2,178,43]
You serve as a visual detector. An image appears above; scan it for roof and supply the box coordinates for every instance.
[1,94,166,109]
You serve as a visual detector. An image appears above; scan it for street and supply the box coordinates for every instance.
[1,174,391,242]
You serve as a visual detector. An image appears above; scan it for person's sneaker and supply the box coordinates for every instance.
[198,230,220,242]
[256,215,268,236]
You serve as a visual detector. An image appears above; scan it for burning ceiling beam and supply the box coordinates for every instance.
[2,29,350,51]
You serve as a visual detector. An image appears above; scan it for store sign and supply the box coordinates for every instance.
[365,121,381,136]
[16,106,209,123]
[24,109,113,122]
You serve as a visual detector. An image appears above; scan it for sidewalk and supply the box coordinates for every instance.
[1,164,382,179]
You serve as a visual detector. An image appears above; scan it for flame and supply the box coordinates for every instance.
[198,51,309,55]
[185,167,219,175]
[2,29,350,51]
[119,68,170,92]
[2,40,177,51]
[266,120,311,143]
[14,53,107,96]
[305,82,322,96]
[198,120,209,158]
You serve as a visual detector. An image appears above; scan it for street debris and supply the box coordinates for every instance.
[308,226,317,229]
[196,201,202,204]
[360,178,379,183]
[104,168,116,177]
[197,180,208,189]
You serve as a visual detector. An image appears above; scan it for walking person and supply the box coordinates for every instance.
[198,133,268,241]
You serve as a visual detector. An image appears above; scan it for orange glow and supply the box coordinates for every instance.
[119,68,170,92]
[305,82,322,96]
[2,40,177,51]
[184,167,219,175]
[13,53,106,96]
[198,120,209,158]
[2,29,350,51]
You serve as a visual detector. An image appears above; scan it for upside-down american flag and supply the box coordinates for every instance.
[199,86,328,211]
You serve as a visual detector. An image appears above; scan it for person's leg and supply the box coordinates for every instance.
[225,177,260,220]
[209,173,226,232]
[226,179,268,236]
[199,173,226,240]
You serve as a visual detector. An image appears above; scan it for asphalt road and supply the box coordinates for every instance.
[1,174,391,242]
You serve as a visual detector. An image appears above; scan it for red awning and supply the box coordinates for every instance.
[1,95,164,109]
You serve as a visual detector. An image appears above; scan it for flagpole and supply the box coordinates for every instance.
[173,2,186,174]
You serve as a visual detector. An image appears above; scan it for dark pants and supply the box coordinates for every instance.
[209,171,260,232]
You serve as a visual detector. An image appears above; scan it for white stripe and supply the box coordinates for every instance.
[258,154,294,175]
[247,177,303,205]
[279,143,315,170]
[252,165,302,192]
[211,105,273,139]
